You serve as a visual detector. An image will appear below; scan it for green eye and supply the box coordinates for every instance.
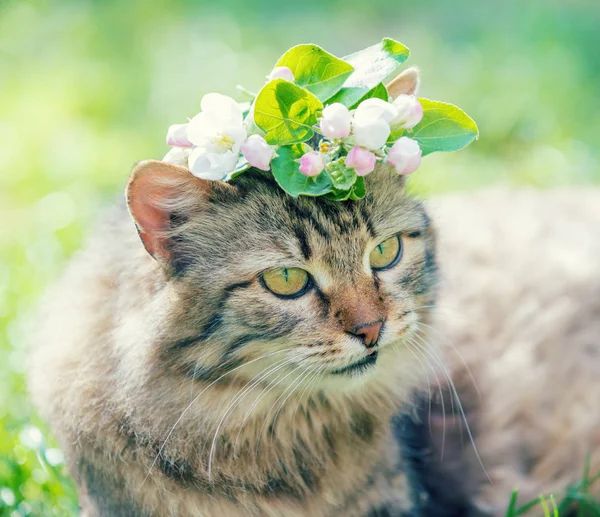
[261,268,310,298]
[369,235,402,270]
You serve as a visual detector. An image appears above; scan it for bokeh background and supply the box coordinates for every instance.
[1,0,599,514]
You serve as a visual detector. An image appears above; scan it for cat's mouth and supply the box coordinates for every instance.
[330,351,378,376]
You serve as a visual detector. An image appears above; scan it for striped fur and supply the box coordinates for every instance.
[29,165,438,516]
[29,165,600,516]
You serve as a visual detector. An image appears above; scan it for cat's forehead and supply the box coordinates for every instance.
[230,166,424,233]
[188,167,427,279]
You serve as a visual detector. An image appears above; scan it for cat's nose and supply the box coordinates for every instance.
[351,321,383,348]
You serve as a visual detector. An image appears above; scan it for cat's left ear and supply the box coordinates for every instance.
[126,160,218,263]
[386,67,420,99]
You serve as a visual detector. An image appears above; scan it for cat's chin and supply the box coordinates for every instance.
[312,352,395,393]
[310,344,428,399]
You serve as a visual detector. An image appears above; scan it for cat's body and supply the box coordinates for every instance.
[29,160,600,516]
[432,188,600,513]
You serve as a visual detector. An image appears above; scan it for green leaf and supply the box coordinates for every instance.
[325,189,352,201]
[387,127,405,144]
[326,159,357,190]
[325,176,366,201]
[254,79,323,145]
[224,159,251,181]
[411,98,479,156]
[349,176,366,199]
[271,144,333,197]
[349,82,389,110]
[276,44,354,101]
[326,38,410,107]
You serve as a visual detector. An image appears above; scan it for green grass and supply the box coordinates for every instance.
[1,0,599,514]
[505,459,600,516]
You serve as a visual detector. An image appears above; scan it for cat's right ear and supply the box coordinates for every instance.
[386,67,420,99]
[126,160,212,263]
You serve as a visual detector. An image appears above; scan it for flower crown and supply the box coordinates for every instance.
[163,38,478,200]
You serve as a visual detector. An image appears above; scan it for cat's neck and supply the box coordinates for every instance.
[117,379,401,499]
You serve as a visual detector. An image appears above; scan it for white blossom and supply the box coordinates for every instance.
[387,137,422,175]
[352,98,397,150]
[390,94,423,130]
[163,146,191,166]
[268,66,295,82]
[188,146,239,180]
[319,103,351,139]
[166,123,192,147]
[185,93,247,179]
[241,134,274,171]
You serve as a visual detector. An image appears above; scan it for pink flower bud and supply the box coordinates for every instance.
[268,66,295,82]
[387,137,422,175]
[241,134,273,171]
[319,103,351,140]
[345,146,377,176]
[298,151,325,177]
[166,123,192,147]
[390,94,423,129]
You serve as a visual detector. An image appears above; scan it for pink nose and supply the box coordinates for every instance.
[351,321,383,348]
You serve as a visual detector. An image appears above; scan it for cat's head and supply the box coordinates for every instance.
[126,159,437,399]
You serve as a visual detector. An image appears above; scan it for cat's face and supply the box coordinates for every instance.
[128,162,437,396]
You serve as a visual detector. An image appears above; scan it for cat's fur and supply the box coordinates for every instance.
[431,189,600,513]
[30,164,441,517]
[28,70,600,515]
[29,156,600,516]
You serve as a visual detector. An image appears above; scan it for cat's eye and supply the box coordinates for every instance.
[369,235,402,270]
[261,268,310,298]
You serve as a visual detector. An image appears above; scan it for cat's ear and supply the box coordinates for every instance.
[126,160,213,262]
[386,67,420,99]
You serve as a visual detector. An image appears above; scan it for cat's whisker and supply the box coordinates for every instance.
[200,356,298,463]
[207,353,305,479]
[254,363,314,456]
[407,337,446,456]
[411,304,465,318]
[233,358,307,456]
[412,326,468,449]
[414,320,481,399]
[219,359,291,457]
[408,334,491,482]
[412,331,457,423]
[189,358,201,404]
[269,364,313,440]
[292,364,326,426]
[145,348,292,485]
[402,339,434,437]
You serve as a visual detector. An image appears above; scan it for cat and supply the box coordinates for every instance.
[29,77,600,516]
[30,159,441,516]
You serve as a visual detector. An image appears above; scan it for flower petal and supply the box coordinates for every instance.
[345,146,377,176]
[387,136,422,175]
[354,98,397,124]
[188,147,237,180]
[166,123,192,147]
[390,95,423,130]
[241,134,273,171]
[200,93,243,125]
[163,146,191,166]
[352,114,390,150]
[186,112,216,147]
[298,151,325,177]
[268,66,295,82]
[320,103,352,140]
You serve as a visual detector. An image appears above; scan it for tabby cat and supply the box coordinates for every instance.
[29,78,600,516]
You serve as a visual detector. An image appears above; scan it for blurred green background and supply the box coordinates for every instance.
[1,0,599,514]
